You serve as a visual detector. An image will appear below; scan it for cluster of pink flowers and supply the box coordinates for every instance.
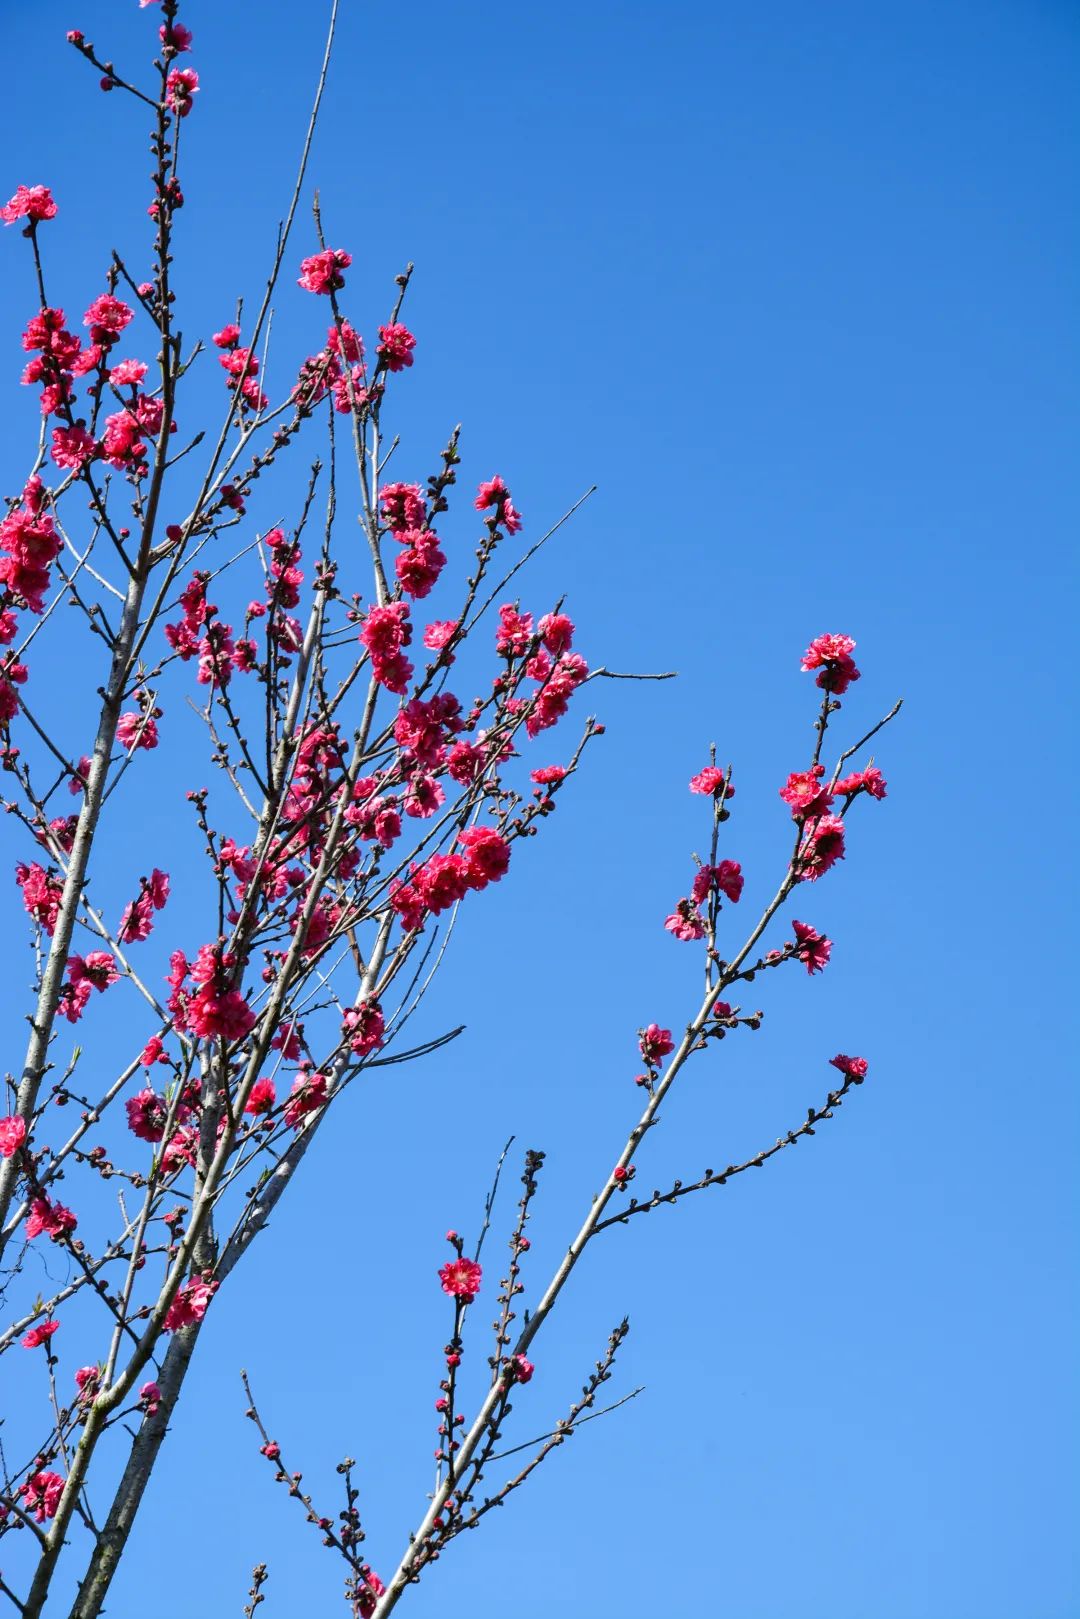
[213,323,268,414]
[20,1469,64,1523]
[779,764,831,819]
[688,764,735,799]
[58,949,119,1023]
[118,867,171,943]
[26,1194,78,1242]
[343,1000,385,1057]
[298,248,352,295]
[640,1023,674,1067]
[835,764,887,799]
[830,1053,869,1081]
[801,632,860,695]
[168,943,256,1042]
[126,1088,175,1143]
[116,699,161,751]
[790,919,832,974]
[376,322,416,372]
[390,826,511,933]
[282,1070,329,1130]
[165,67,199,118]
[665,856,743,943]
[162,1277,215,1333]
[360,600,414,692]
[474,474,522,534]
[0,476,62,617]
[377,480,447,599]
[164,571,261,689]
[797,814,847,881]
[15,861,64,933]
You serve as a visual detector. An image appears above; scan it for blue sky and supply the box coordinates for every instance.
[1,2,1077,1616]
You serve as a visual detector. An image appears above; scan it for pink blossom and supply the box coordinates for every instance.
[140,1034,165,1067]
[691,859,744,907]
[116,710,159,751]
[830,1053,869,1081]
[380,482,426,531]
[779,765,832,819]
[835,764,887,800]
[163,1278,215,1333]
[531,764,567,788]
[139,1380,161,1415]
[165,68,199,117]
[495,604,533,657]
[84,293,133,340]
[283,1070,328,1129]
[245,1077,277,1117]
[797,814,846,881]
[298,248,352,295]
[423,619,459,655]
[395,530,446,598]
[688,765,734,798]
[327,319,364,362]
[16,862,64,933]
[51,423,96,470]
[801,633,860,695]
[0,1116,26,1157]
[538,612,574,654]
[439,1255,482,1301]
[74,1365,100,1400]
[20,1470,64,1523]
[213,323,241,348]
[160,21,193,51]
[2,184,57,226]
[161,1126,197,1175]
[390,878,426,933]
[110,357,148,386]
[457,826,511,891]
[22,1318,60,1349]
[415,852,470,915]
[791,920,832,974]
[475,475,523,533]
[26,1195,77,1241]
[510,1355,534,1383]
[640,1024,674,1065]
[343,1000,385,1057]
[58,980,92,1023]
[126,1089,170,1142]
[68,951,118,992]
[665,901,705,941]
[376,322,416,372]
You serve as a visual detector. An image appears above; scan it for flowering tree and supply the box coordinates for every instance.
[0,5,900,1616]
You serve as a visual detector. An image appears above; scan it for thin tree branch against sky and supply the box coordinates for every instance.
[0,4,1076,1619]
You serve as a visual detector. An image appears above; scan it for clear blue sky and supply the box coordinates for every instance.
[1,2,1077,1616]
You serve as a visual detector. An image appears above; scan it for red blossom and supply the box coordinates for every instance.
[801,632,860,695]
[0,1115,27,1158]
[22,1319,60,1349]
[2,184,57,226]
[298,248,352,295]
[439,1255,482,1301]
[163,1278,215,1333]
[835,764,887,800]
[20,1470,64,1522]
[791,920,832,974]
[376,322,416,372]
